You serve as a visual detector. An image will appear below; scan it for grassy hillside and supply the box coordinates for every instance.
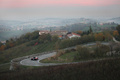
[0,58,120,80]
[0,63,10,73]
[0,41,55,64]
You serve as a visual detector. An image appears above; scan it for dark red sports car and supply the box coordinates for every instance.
[31,57,38,60]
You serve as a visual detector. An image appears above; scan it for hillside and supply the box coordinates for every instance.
[108,17,120,24]
[0,18,118,41]
[0,25,120,80]
[0,58,120,80]
[0,41,55,64]
[59,22,117,32]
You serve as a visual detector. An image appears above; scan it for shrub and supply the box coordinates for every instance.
[74,46,90,60]
[94,44,110,57]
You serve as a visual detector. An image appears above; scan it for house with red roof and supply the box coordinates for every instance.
[39,30,68,36]
[50,30,68,36]
[67,32,81,39]
[59,35,63,39]
[39,30,50,35]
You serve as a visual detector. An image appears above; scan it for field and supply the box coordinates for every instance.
[0,41,56,72]
[0,58,120,80]
[0,41,55,64]
[41,51,77,63]
[40,45,98,63]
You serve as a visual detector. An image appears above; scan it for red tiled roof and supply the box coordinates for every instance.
[67,34,72,37]
[72,33,80,36]
[59,35,62,37]
[67,33,81,38]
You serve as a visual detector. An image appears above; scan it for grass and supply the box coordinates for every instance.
[41,51,77,63]
[40,51,100,63]
[0,58,120,80]
[0,41,55,64]
[0,41,55,73]
[19,65,43,70]
[40,44,120,63]
[41,45,96,63]
[0,63,10,73]
[40,59,65,63]
[59,52,77,60]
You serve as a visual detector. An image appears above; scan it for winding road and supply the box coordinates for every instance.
[113,37,120,43]
[20,52,71,66]
[20,52,58,66]
[20,42,111,66]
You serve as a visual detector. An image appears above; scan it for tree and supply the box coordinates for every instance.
[24,32,31,40]
[114,43,120,54]
[81,35,89,43]
[116,25,120,40]
[0,42,2,47]
[94,33,104,41]
[94,44,110,57]
[30,31,39,40]
[55,41,60,51]
[113,30,119,37]
[39,34,51,43]
[89,26,93,34]
[9,42,14,47]
[116,25,120,35]
[10,38,14,42]
[52,35,59,42]
[77,30,83,35]
[104,32,112,41]
[0,45,6,51]
[74,46,90,60]
[87,34,95,42]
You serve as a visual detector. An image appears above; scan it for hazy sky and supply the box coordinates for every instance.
[0,0,120,20]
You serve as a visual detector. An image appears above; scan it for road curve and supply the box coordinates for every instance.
[20,52,57,66]
[20,52,71,66]
[113,37,120,43]
[20,42,110,66]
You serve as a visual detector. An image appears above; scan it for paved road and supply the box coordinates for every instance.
[113,37,120,43]
[20,52,63,66]
[20,51,117,67]
[20,42,110,66]
[83,42,109,46]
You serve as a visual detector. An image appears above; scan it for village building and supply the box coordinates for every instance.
[50,30,68,36]
[39,30,50,35]
[39,30,68,36]
[58,35,63,39]
[58,35,66,39]
[0,41,6,45]
[39,30,80,39]
[67,32,81,39]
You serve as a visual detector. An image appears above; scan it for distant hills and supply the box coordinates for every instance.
[111,17,120,20]
[0,18,96,28]
[0,17,119,41]
[107,17,120,24]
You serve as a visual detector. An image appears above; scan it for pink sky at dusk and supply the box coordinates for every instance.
[0,0,120,8]
[0,0,120,19]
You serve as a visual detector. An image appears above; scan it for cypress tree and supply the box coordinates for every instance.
[89,26,93,33]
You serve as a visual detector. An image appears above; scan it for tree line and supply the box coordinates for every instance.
[0,30,59,52]
[0,25,120,52]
